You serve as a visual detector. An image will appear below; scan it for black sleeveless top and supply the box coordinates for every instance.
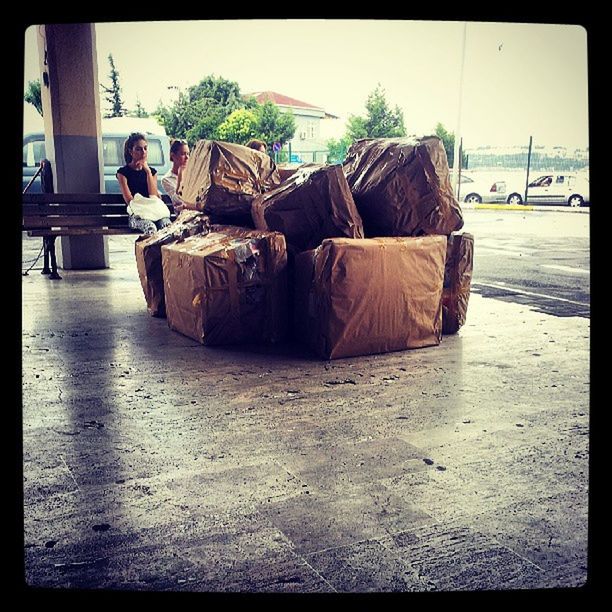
[117,165,157,198]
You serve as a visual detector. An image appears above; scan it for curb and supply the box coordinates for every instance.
[475,204,534,211]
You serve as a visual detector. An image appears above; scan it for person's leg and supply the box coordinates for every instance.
[129,215,157,235]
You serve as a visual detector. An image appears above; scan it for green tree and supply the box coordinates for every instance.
[434,122,467,168]
[156,75,244,143]
[156,79,296,148]
[254,101,295,148]
[131,97,149,118]
[343,84,406,146]
[101,54,127,118]
[346,115,368,141]
[24,79,43,116]
[363,84,406,138]
[326,135,353,164]
[217,108,259,144]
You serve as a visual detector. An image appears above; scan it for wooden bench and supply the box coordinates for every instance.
[22,192,174,279]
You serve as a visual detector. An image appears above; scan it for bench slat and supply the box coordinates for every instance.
[24,216,130,229]
[22,193,172,205]
[27,228,137,237]
[23,205,129,216]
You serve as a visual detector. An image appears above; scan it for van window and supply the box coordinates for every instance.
[23,140,46,167]
[102,137,164,166]
[24,135,166,169]
[102,137,125,166]
[145,139,164,165]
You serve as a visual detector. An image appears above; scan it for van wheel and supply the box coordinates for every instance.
[464,193,482,204]
[507,193,523,205]
[568,194,584,207]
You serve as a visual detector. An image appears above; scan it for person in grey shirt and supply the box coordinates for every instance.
[162,139,190,213]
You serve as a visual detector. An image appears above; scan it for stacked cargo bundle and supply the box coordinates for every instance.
[161,227,288,346]
[135,210,211,317]
[294,236,447,359]
[442,232,474,334]
[251,163,364,253]
[178,140,281,227]
[342,136,464,237]
[137,136,473,359]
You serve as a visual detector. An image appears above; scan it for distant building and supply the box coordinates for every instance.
[248,91,339,163]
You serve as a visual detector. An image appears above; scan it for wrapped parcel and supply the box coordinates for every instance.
[294,235,447,359]
[178,140,281,226]
[442,232,474,334]
[342,136,464,237]
[252,163,364,253]
[135,210,211,317]
[162,226,288,345]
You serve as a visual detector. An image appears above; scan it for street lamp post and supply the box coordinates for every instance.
[451,22,467,198]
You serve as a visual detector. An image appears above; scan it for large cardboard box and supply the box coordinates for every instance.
[162,227,288,345]
[134,211,211,317]
[442,232,474,334]
[294,236,447,359]
[178,140,281,227]
[343,136,464,237]
[251,163,364,253]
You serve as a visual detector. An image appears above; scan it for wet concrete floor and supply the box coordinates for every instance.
[21,236,590,593]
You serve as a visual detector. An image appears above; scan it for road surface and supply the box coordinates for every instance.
[462,208,590,318]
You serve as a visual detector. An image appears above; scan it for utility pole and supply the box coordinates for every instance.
[524,135,533,204]
[451,22,467,197]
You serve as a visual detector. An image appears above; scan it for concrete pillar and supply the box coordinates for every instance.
[38,23,109,269]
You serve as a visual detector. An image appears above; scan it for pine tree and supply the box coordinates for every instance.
[101,54,126,118]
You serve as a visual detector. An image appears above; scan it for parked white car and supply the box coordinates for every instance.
[525,172,589,207]
[452,170,589,207]
[452,171,521,204]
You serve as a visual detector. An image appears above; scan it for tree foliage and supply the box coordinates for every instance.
[343,84,406,147]
[254,102,295,149]
[131,97,149,118]
[217,108,259,144]
[24,79,43,116]
[346,115,368,141]
[155,76,295,147]
[101,54,127,118]
[434,122,467,168]
[363,85,406,138]
[326,135,353,164]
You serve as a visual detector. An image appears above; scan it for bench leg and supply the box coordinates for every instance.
[41,237,52,275]
[46,237,62,280]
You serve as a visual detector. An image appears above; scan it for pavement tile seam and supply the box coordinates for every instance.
[378,525,550,592]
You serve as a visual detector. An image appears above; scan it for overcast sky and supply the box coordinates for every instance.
[23,20,589,150]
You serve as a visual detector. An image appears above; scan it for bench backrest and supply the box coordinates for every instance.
[22,193,173,232]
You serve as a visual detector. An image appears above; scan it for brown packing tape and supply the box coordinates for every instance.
[162,229,288,345]
[134,213,211,318]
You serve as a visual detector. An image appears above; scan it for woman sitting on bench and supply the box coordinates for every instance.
[117,132,172,235]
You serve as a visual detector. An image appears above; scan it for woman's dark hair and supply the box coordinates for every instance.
[245,139,266,152]
[170,139,188,156]
[123,132,147,163]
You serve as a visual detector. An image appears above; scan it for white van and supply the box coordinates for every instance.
[22,130,172,194]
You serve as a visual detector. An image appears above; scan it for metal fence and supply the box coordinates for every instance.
[455,137,590,206]
[274,149,330,165]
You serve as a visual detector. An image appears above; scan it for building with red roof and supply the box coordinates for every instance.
[247,91,339,163]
